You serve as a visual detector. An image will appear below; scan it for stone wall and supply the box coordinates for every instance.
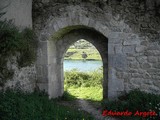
[0,0,32,28]
[33,0,160,99]
[0,0,36,92]
[1,0,159,98]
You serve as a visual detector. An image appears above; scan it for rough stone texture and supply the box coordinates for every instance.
[1,56,37,92]
[32,0,160,99]
[0,0,35,91]
[0,0,32,28]
[1,0,160,99]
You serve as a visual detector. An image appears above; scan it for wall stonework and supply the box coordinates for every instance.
[0,0,160,99]
[0,0,36,92]
[0,0,32,28]
[33,0,160,99]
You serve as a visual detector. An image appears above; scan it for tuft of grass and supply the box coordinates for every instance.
[0,89,95,120]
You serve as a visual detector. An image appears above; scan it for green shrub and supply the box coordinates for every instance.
[102,89,160,120]
[64,69,103,88]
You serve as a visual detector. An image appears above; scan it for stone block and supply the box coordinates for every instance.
[144,50,160,56]
[123,46,135,54]
[141,62,152,69]
[129,61,139,69]
[111,54,127,71]
[130,78,144,85]
[136,56,147,63]
[123,34,140,45]
[108,44,115,55]
[127,57,136,61]
[152,63,160,69]
[114,45,123,54]
[109,38,122,44]
[147,56,158,63]
[135,45,146,53]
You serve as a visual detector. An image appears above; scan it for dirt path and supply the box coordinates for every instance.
[57,99,119,120]
[76,99,118,120]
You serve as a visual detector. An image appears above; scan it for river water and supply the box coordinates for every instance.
[63,60,102,72]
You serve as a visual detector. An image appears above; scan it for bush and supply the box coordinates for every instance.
[64,69,103,88]
[102,89,160,120]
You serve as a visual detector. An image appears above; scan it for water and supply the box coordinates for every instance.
[64,60,102,72]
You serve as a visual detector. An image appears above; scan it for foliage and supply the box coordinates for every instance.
[0,19,37,87]
[102,89,160,120]
[64,69,103,88]
[64,69,103,101]
[0,89,95,120]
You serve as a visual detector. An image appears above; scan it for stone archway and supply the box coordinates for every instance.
[43,26,109,99]
[35,4,128,99]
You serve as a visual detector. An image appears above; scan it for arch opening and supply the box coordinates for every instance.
[63,39,103,101]
[39,26,108,99]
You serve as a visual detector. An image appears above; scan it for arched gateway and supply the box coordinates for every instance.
[35,4,128,99]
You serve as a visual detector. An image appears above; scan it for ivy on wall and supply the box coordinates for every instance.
[0,19,38,87]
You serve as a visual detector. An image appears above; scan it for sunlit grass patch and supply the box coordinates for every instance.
[65,87,102,101]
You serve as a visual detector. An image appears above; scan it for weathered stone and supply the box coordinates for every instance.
[116,72,130,79]
[130,78,143,86]
[135,45,146,53]
[123,46,135,54]
[129,62,139,69]
[114,45,123,54]
[131,73,143,78]
[2,0,160,99]
[109,38,122,44]
[152,63,160,69]
[123,34,140,45]
[147,56,158,63]
[144,50,160,56]
[127,57,136,61]
[136,56,147,63]
[140,41,148,46]
[141,62,152,69]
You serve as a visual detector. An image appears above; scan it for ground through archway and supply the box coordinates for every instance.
[63,39,103,101]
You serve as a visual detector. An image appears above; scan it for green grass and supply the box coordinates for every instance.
[0,89,95,120]
[65,87,102,101]
[64,69,103,102]
[64,48,101,60]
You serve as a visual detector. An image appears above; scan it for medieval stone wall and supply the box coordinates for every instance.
[33,0,160,98]
[0,0,36,92]
[0,0,33,28]
[0,0,160,98]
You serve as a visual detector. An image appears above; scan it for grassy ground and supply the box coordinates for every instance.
[0,89,95,120]
[64,48,101,60]
[64,69,103,102]
[65,87,102,101]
